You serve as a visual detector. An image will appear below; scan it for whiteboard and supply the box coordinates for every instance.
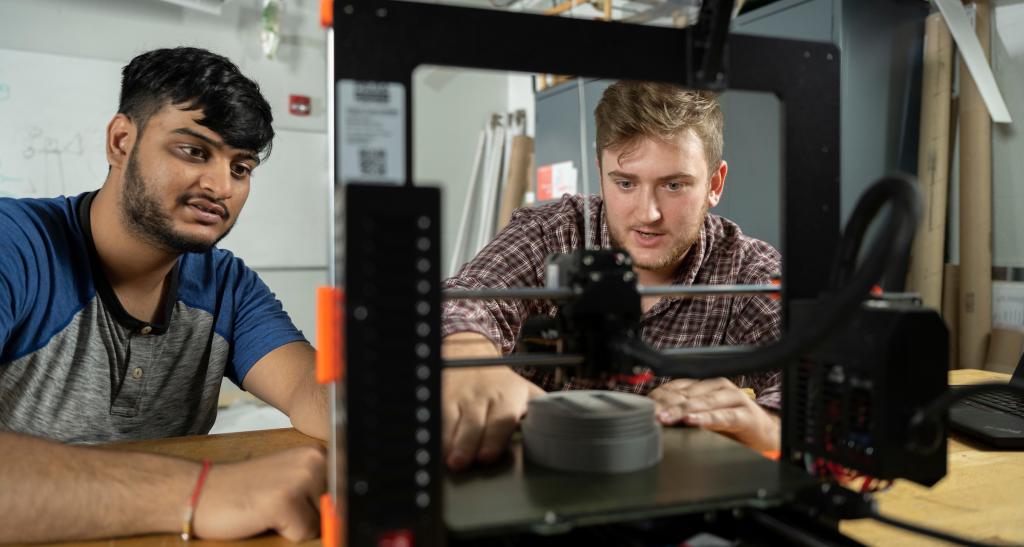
[0,48,328,269]
[0,49,118,198]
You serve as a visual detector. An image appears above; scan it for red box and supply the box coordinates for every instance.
[289,94,312,116]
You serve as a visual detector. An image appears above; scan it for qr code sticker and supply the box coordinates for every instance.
[355,82,390,103]
[360,149,387,176]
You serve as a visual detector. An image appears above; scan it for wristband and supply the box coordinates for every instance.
[181,459,212,541]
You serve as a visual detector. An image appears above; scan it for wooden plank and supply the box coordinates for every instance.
[544,0,589,16]
[958,0,994,370]
[497,135,534,231]
[907,12,954,311]
[942,263,960,368]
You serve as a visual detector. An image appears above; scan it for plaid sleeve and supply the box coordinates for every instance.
[726,241,783,409]
[733,295,782,410]
[441,207,553,355]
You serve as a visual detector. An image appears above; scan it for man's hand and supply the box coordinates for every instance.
[648,377,780,452]
[194,445,327,542]
[442,333,544,470]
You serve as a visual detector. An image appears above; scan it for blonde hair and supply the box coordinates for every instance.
[595,80,723,175]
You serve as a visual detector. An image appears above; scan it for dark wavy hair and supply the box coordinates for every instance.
[118,47,274,161]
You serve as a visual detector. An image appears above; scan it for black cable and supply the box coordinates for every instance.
[829,195,889,291]
[867,511,1001,547]
[828,177,920,292]
[615,174,922,380]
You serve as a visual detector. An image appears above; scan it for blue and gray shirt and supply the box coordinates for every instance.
[0,191,306,443]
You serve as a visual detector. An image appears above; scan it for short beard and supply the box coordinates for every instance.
[609,200,708,272]
[120,151,231,254]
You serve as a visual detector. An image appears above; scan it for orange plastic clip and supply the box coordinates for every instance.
[611,370,655,386]
[316,287,345,384]
[320,493,342,547]
[769,277,782,301]
[320,0,334,28]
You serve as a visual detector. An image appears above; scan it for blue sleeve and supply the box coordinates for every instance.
[224,258,308,385]
[0,197,94,365]
[0,204,35,360]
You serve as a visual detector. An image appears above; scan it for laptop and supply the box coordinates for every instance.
[949,354,1024,448]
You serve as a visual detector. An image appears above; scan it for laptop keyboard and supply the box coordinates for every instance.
[962,391,1024,420]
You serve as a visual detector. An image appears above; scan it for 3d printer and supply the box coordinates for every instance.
[311,1,1015,545]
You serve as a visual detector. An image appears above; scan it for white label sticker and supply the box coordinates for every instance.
[337,80,405,185]
[994,281,1024,329]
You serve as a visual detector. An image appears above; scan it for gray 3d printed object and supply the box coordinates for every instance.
[522,390,662,473]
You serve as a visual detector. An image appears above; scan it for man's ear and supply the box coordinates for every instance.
[105,113,136,170]
[707,160,727,208]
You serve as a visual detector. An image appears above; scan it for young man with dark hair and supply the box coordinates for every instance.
[441,81,782,471]
[0,47,325,542]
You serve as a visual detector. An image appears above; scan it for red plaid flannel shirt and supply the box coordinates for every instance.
[442,195,783,409]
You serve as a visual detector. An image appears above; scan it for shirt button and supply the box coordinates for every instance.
[140,325,152,335]
[132,367,144,380]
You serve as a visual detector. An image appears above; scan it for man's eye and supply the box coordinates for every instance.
[616,180,634,189]
[231,164,253,178]
[664,181,683,191]
[181,145,207,159]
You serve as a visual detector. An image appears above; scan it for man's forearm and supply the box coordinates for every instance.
[0,432,200,543]
[442,331,502,360]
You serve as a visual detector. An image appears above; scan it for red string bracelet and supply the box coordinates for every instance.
[181,459,213,541]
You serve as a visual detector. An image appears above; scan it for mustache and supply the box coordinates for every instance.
[178,194,229,220]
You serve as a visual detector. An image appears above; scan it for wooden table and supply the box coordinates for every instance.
[48,370,1022,546]
[840,369,1024,546]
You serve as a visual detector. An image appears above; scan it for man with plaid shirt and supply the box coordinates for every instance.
[441,81,782,471]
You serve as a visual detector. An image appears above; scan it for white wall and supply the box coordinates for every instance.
[0,0,328,340]
[507,73,536,137]
[992,0,1024,268]
[413,66,511,274]
[0,0,327,133]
